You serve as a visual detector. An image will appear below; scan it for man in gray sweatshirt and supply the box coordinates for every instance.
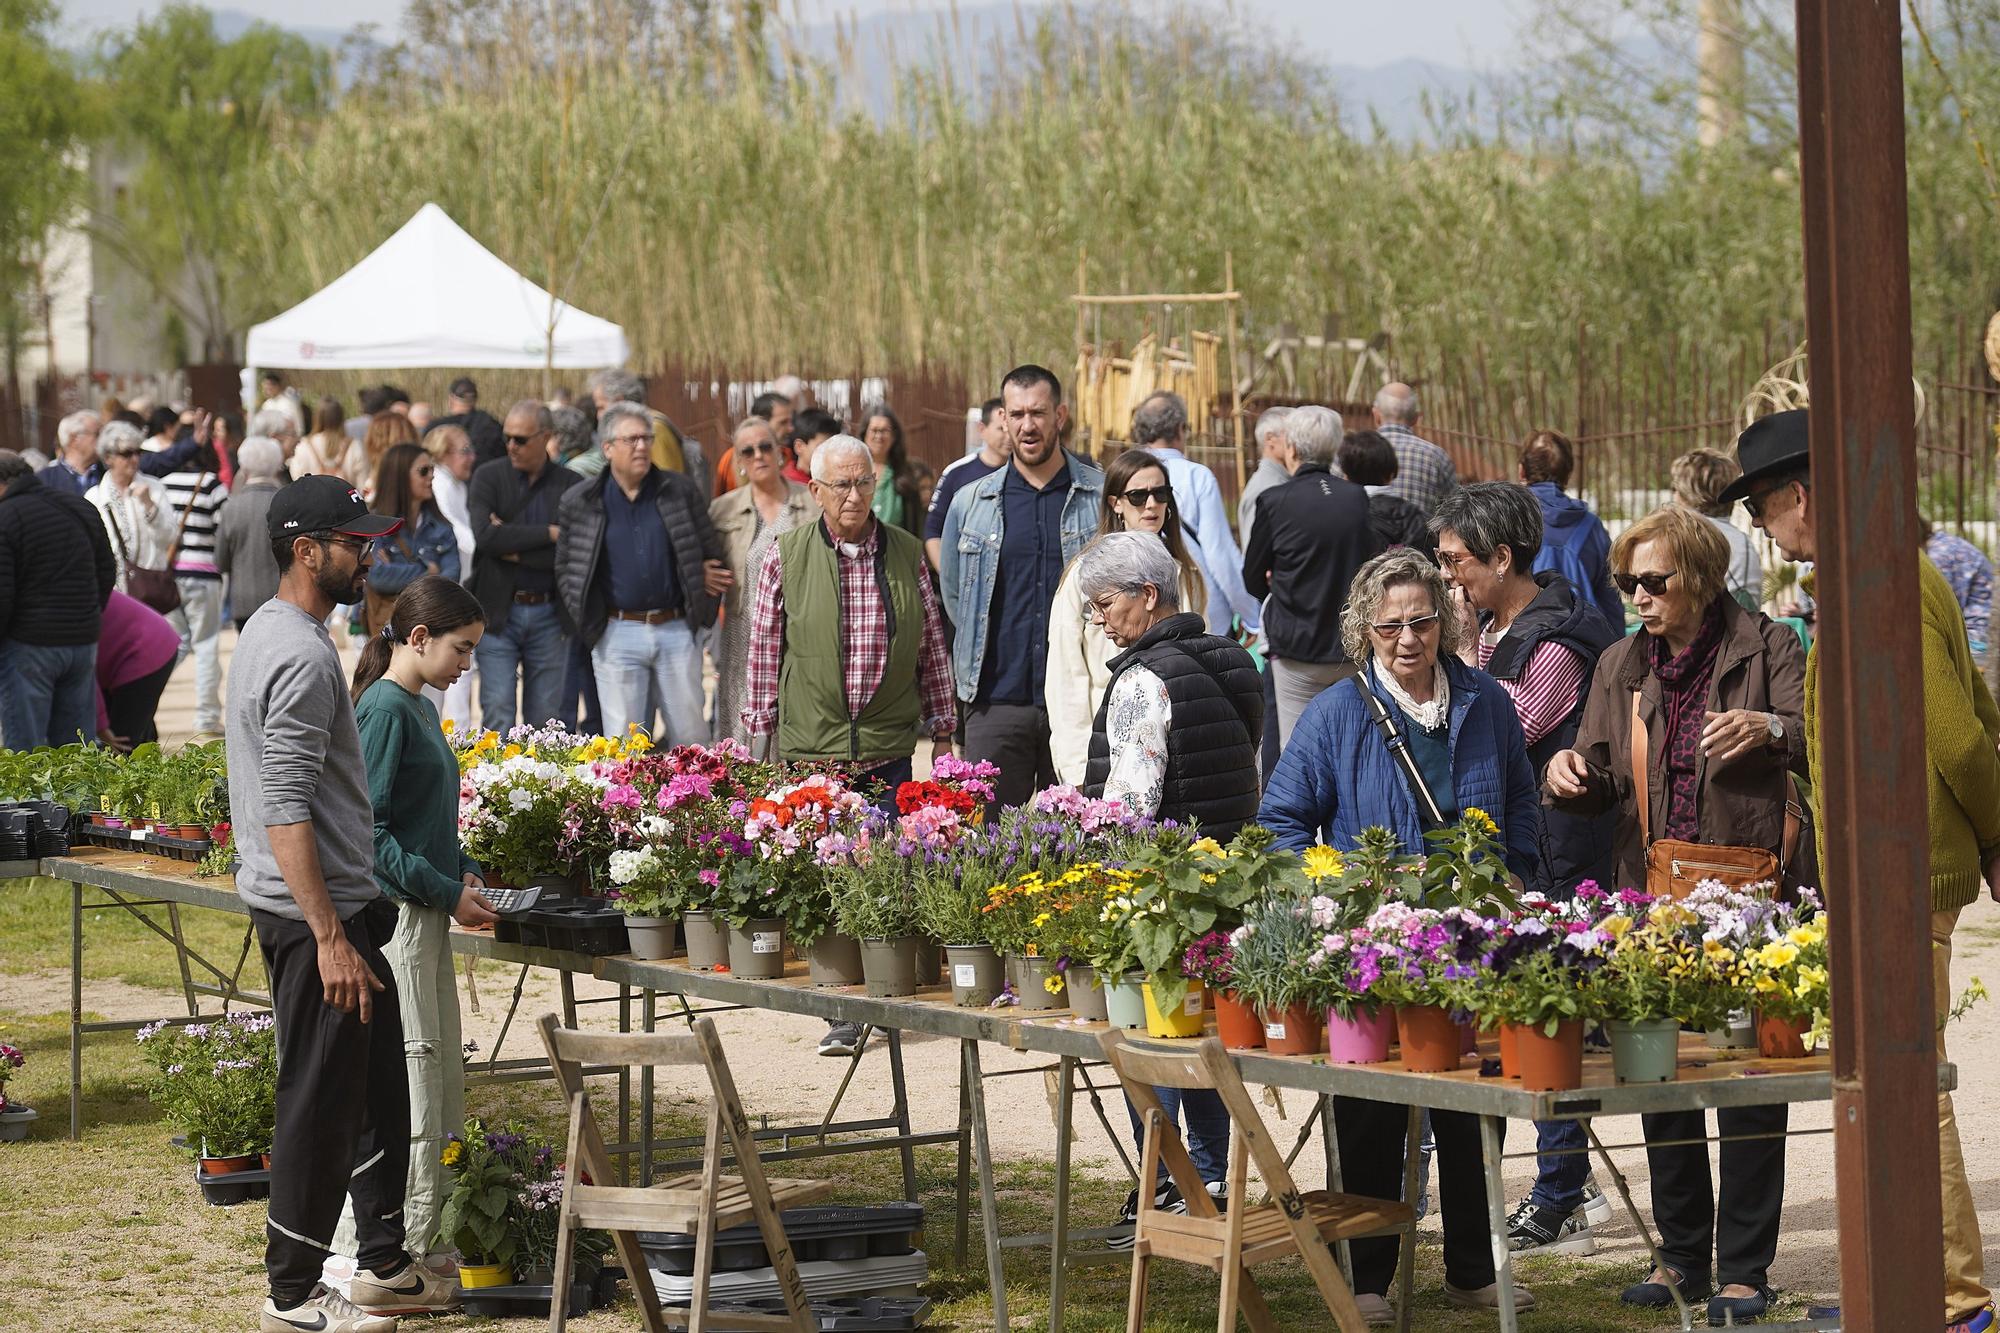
[229,476,454,1333]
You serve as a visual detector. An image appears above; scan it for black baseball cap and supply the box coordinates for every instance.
[266,474,404,542]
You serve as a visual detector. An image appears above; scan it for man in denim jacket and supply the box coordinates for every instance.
[940,365,1103,806]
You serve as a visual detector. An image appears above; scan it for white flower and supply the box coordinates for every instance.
[507,788,536,811]
[638,815,670,840]
[608,848,656,885]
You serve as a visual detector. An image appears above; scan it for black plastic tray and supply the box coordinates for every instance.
[508,900,629,956]
[195,1165,271,1206]
[458,1281,592,1319]
[640,1203,923,1275]
[686,1296,931,1330]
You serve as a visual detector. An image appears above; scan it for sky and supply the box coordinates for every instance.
[53,0,1533,69]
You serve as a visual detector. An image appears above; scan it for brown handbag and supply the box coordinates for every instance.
[1629,691,1799,898]
[106,485,193,616]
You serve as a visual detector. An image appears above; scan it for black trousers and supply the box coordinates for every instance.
[1334,1096,1499,1294]
[103,658,176,746]
[1642,1104,1788,1289]
[1259,658,1280,784]
[254,898,410,1306]
[960,702,1056,809]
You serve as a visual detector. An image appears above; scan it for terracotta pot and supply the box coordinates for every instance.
[1325,1006,1396,1065]
[1497,1022,1521,1078]
[1213,989,1265,1051]
[1755,1011,1810,1060]
[1394,1005,1463,1073]
[199,1152,261,1175]
[1261,1002,1327,1056]
[1514,1020,1585,1092]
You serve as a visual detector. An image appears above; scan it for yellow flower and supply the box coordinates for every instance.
[1463,807,1499,837]
[1302,845,1344,882]
[440,717,455,735]
[1190,837,1225,858]
[1043,973,1065,995]
[502,743,524,759]
[1603,915,1633,939]
[440,1140,462,1166]
[1757,941,1800,970]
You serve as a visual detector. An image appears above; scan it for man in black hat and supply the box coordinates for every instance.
[227,476,458,1332]
[1731,409,2000,1333]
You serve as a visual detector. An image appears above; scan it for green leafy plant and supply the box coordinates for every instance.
[136,1011,277,1158]
[830,862,924,941]
[1111,825,1291,1011]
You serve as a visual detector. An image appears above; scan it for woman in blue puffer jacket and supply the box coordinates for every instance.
[1256,546,1542,1322]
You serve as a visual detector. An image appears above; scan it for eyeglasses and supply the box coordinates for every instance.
[312,534,377,558]
[413,464,435,477]
[1613,570,1679,597]
[1368,613,1442,639]
[605,433,652,451]
[504,432,539,447]
[1739,480,1794,522]
[112,448,143,459]
[814,475,875,497]
[1433,548,1476,569]
[737,440,776,458]
[1116,484,1173,508]
[1082,591,1138,625]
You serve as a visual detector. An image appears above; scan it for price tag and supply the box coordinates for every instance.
[1183,993,1204,1016]
[752,931,781,955]
[954,964,977,987]
[1265,1022,1286,1040]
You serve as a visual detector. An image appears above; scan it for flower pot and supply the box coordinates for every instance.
[1261,1002,1326,1056]
[945,944,1004,1007]
[859,936,920,997]
[87,812,109,827]
[1213,989,1265,1050]
[1142,981,1205,1038]
[0,1105,37,1142]
[1326,1006,1396,1065]
[914,939,942,988]
[682,910,730,970]
[458,1263,513,1290]
[1606,1018,1681,1084]
[1706,1011,1757,1050]
[727,919,787,979]
[1067,965,1109,1021]
[1395,1005,1463,1073]
[528,870,589,901]
[807,933,865,986]
[1102,973,1147,1029]
[1497,1023,1521,1078]
[261,1152,272,1169]
[198,1152,261,1175]
[1014,955,1066,1011]
[1754,1011,1810,1060]
[1514,1020,1586,1092]
[622,914,678,962]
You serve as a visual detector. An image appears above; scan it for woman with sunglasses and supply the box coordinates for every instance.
[362,444,461,640]
[709,416,812,744]
[1259,546,1542,1323]
[1046,448,1206,788]
[1545,503,1807,1326]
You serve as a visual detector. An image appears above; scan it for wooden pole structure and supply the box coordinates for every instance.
[1223,252,1246,495]
[1795,3,1945,1324]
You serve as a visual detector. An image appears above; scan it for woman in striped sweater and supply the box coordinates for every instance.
[160,430,230,734]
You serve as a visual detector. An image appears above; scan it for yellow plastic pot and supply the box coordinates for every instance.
[1142,980,1206,1038]
[457,1263,513,1289]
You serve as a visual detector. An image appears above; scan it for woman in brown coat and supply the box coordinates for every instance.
[707,417,812,744]
[1545,503,1807,1325]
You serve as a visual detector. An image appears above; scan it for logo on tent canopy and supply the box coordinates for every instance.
[299,342,317,359]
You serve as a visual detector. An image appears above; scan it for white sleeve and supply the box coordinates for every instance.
[1101,664,1171,818]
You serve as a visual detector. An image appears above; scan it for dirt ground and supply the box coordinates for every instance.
[97,626,2000,1302]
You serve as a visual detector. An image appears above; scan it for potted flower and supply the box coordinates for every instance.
[439,1121,529,1288]
[727,772,868,979]
[1183,931,1257,1047]
[0,1042,32,1141]
[831,852,926,997]
[458,732,600,894]
[1301,927,1399,1065]
[137,1012,279,1185]
[605,846,680,960]
[1111,826,1280,1036]
[1744,897,1830,1059]
[1595,891,1709,1083]
[1363,902,1496,1072]
[1228,897,1329,1055]
[1482,902,1617,1090]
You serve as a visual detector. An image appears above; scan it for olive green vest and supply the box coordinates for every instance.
[775,520,926,762]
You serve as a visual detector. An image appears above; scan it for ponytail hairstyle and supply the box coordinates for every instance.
[351,574,487,702]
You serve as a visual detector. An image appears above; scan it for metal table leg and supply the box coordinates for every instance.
[166,902,199,1017]
[963,1039,1008,1331]
[617,983,631,1186]
[1479,1115,1519,1333]
[1049,1054,1074,1333]
[1584,1120,1694,1332]
[69,881,83,1140]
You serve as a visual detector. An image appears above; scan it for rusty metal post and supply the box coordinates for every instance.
[1794,2,1945,1325]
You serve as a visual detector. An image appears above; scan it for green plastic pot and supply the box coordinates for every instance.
[1607,1018,1681,1084]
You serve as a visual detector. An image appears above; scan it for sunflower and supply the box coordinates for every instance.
[1302,845,1345,882]
[1462,807,1499,837]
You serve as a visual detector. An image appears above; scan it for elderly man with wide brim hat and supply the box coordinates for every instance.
[1733,408,2000,1333]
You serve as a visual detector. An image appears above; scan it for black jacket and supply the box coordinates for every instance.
[0,470,116,646]
[433,409,507,470]
[1241,463,1385,663]
[1481,571,1620,897]
[1085,612,1265,839]
[555,467,723,648]
[1367,491,1431,552]
[466,457,581,631]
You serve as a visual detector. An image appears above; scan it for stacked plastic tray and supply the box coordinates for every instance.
[641,1204,929,1328]
[492,899,630,955]
[0,801,70,860]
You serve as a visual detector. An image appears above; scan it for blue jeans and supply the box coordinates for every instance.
[1125,1086,1230,1186]
[0,640,97,749]
[560,634,601,735]
[1529,1116,1590,1212]
[474,601,567,734]
[590,618,705,745]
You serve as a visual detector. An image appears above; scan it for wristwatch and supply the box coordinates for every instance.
[1766,713,1786,744]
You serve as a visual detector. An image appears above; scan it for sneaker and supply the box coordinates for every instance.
[818,1021,866,1058]
[350,1262,459,1315]
[1579,1174,1613,1228]
[1443,1280,1538,1313]
[1948,1305,1997,1333]
[262,1285,400,1333]
[1105,1180,1186,1251]
[1205,1179,1229,1215]
[1506,1201,1594,1256]
[1353,1292,1396,1326]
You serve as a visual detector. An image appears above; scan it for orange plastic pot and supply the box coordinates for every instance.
[1755,1011,1809,1060]
[1394,1005,1462,1073]
[1213,989,1265,1051]
[1496,1023,1520,1079]
[1514,1020,1585,1091]
[1262,1002,1327,1056]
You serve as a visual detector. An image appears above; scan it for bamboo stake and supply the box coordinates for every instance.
[1224,251,1246,496]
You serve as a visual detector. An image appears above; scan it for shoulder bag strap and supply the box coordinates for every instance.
[1349,671,1447,828]
[1629,689,1652,849]
[105,495,135,565]
[164,473,207,567]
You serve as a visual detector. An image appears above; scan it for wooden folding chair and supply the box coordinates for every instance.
[1095,1030,1416,1333]
[536,1013,835,1332]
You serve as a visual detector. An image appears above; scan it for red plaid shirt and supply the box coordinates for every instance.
[741,519,956,750]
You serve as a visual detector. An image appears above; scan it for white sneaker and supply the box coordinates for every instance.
[1579,1174,1613,1228]
[350,1261,459,1315]
[262,1285,400,1333]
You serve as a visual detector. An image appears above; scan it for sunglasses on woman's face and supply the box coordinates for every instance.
[413,464,435,476]
[1614,569,1679,596]
[1117,484,1173,508]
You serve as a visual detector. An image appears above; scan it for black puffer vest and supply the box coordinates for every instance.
[1084,612,1266,838]
[1482,571,1619,897]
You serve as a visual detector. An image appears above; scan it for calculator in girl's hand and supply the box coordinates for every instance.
[482,886,543,915]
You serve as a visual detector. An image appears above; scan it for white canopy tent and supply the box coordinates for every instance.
[244,203,629,370]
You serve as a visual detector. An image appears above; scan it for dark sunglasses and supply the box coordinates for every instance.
[1117,484,1174,508]
[1614,569,1679,597]
[737,440,776,458]
[1738,480,1793,521]
[504,432,539,447]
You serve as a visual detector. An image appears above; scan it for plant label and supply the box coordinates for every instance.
[752,932,781,954]
[1183,994,1203,1016]
[1265,1022,1286,1039]
[954,964,977,987]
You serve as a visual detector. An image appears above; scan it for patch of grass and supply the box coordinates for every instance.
[0,878,263,994]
